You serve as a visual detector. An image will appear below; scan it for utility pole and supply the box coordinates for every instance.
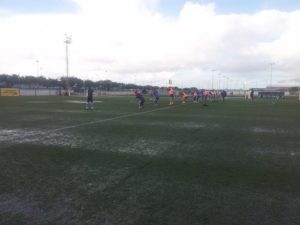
[65,34,72,96]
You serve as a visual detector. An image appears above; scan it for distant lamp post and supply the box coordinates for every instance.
[65,34,72,96]
[270,62,275,87]
[83,80,85,95]
[223,75,229,89]
[36,60,39,76]
[211,69,216,89]
[217,73,222,89]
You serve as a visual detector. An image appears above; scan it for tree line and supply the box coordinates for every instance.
[0,74,165,91]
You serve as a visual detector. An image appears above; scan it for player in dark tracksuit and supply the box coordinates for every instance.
[221,90,227,102]
[250,89,254,101]
[152,88,159,105]
[86,87,94,110]
[134,90,145,110]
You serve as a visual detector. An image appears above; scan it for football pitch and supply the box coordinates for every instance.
[0,96,300,225]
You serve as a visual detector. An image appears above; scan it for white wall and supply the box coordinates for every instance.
[20,89,59,96]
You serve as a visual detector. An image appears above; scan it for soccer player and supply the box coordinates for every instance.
[250,89,254,101]
[149,89,153,101]
[168,87,175,105]
[86,86,94,110]
[221,90,227,102]
[180,91,188,104]
[152,88,160,105]
[134,89,145,110]
[211,89,216,101]
[193,89,198,103]
[197,90,203,102]
[202,89,208,106]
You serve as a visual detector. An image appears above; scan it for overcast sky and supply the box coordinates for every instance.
[1,0,300,88]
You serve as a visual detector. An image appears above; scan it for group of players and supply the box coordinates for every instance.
[134,87,227,110]
[85,86,227,110]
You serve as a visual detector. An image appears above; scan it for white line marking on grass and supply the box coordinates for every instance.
[26,101,50,104]
[51,105,176,132]
[64,100,103,104]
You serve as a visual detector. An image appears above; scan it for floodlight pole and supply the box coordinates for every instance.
[65,34,72,96]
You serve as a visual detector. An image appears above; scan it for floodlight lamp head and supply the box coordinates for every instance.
[64,34,72,44]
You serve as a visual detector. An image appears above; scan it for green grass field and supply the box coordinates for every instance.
[1,96,300,225]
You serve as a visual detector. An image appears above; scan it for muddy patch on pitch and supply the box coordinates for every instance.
[180,122,220,129]
[0,128,83,148]
[0,194,73,224]
[21,115,50,121]
[251,127,286,134]
[251,146,300,157]
[0,128,173,156]
[121,121,221,129]
[116,139,176,156]
[50,109,87,113]
[248,127,300,135]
